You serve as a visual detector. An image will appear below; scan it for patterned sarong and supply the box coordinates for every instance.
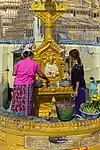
[11,84,34,116]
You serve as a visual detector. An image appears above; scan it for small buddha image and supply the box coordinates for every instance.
[44,56,59,77]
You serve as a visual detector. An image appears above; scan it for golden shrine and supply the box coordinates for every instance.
[0,1,100,150]
[32,0,73,117]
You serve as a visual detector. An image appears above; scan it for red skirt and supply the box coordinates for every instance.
[11,84,34,116]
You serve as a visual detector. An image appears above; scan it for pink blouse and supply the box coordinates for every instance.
[14,58,40,85]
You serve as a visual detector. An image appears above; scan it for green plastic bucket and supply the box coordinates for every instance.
[56,105,75,121]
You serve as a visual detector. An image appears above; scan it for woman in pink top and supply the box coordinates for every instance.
[11,48,49,116]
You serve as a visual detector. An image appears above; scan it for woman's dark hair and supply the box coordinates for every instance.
[65,57,69,63]
[69,49,81,65]
[77,57,81,65]
[23,51,33,58]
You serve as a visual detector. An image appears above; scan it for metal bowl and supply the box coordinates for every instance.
[59,79,71,87]
[34,80,43,88]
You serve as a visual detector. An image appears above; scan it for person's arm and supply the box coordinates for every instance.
[74,81,79,97]
[75,81,79,91]
[12,69,16,76]
[73,66,81,96]
[37,70,50,86]
[36,64,50,86]
[37,69,49,81]
[12,63,19,76]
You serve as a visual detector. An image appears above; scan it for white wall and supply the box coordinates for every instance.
[7,44,16,88]
[0,44,19,88]
[0,44,8,83]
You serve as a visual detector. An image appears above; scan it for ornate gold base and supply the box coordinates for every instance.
[0,113,100,150]
[0,141,100,150]
[34,87,74,117]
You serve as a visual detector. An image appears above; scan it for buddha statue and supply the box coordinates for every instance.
[44,56,59,78]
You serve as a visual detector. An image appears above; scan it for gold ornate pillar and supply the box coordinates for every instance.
[31,0,67,81]
[31,0,71,117]
[32,0,67,42]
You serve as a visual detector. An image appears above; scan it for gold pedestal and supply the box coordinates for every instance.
[0,114,100,150]
[34,87,74,117]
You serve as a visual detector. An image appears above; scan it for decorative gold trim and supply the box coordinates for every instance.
[0,115,100,136]
[0,115,100,149]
